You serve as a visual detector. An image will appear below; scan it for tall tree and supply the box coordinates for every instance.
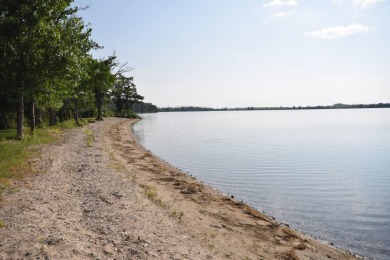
[0,0,94,138]
[88,54,129,121]
[112,75,144,114]
[88,58,116,121]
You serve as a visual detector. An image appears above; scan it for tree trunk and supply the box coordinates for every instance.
[36,109,43,128]
[16,52,25,139]
[78,111,84,122]
[17,96,24,140]
[96,98,104,121]
[0,112,8,130]
[30,99,35,132]
[59,108,65,123]
[48,108,56,126]
[74,99,82,126]
[67,109,71,121]
[125,95,129,114]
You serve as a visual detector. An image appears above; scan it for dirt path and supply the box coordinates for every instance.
[0,118,358,259]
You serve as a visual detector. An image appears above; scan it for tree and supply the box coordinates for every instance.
[0,0,95,138]
[88,54,130,121]
[87,58,116,121]
[112,75,144,114]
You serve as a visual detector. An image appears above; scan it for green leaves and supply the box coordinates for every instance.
[0,0,96,104]
[1,1,145,134]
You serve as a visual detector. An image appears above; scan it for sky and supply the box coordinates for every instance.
[75,0,390,108]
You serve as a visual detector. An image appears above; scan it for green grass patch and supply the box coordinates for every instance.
[0,118,88,195]
[0,129,16,141]
[56,119,80,129]
[0,129,55,177]
[56,117,95,129]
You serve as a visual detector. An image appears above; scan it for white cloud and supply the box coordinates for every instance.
[264,0,298,8]
[305,24,372,39]
[355,0,384,8]
[334,0,384,8]
[273,12,292,17]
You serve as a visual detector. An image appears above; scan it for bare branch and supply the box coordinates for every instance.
[114,62,130,76]
[78,5,91,11]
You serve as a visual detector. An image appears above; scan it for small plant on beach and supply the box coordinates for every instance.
[108,150,115,160]
[169,209,184,222]
[144,185,157,200]
[84,129,94,147]
[141,184,165,207]
[36,236,45,243]
[108,162,125,172]
[210,232,218,239]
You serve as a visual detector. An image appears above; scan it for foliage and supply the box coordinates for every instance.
[0,1,152,197]
[0,0,97,138]
[132,102,158,113]
[115,111,141,119]
[89,57,117,121]
[0,1,148,137]
[111,75,144,114]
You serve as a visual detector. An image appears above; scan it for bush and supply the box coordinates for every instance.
[115,111,141,119]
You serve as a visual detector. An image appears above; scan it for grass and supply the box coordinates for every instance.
[84,129,94,147]
[143,184,158,201]
[0,119,90,196]
[108,162,125,172]
[141,184,166,208]
[0,129,55,178]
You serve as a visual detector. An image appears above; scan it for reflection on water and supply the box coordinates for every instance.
[132,109,390,260]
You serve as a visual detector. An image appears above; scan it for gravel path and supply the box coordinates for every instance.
[0,118,208,259]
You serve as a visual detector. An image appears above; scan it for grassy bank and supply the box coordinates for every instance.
[0,119,91,196]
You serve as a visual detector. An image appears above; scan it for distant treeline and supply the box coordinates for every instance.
[158,103,390,112]
[159,106,215,112]
[133,102,158,113]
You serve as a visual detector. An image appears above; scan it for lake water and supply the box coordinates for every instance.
[132,109,390,260]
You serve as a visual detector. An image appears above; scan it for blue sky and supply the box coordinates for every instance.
[75,0,390,108]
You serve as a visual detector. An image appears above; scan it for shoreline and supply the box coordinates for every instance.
[0,118,360,259]
[120,118,359,259]
[128,118,342,246]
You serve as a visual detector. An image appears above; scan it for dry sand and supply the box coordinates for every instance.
[0,117,359,259]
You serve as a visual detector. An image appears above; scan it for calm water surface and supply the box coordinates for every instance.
[132,109,390,260]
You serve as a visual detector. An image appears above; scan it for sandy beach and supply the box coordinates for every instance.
[0,117,359,259]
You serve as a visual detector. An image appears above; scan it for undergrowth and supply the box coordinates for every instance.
[0,119,92,196]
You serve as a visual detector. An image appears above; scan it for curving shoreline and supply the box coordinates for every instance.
[0,117,360,259]
[122,118,359,259]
